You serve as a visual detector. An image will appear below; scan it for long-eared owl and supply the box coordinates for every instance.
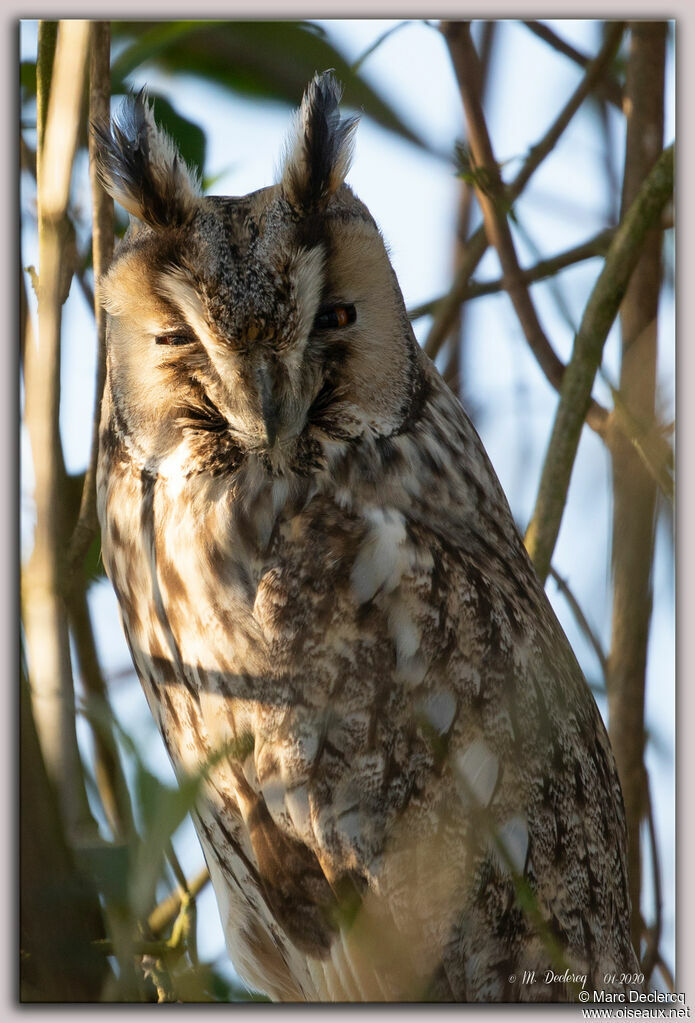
[94,73,640,1001]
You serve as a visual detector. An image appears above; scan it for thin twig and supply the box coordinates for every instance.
[443,20,496,399]
[147,866,211,937]
[20,134,99,321]
[522,20,624,109]
[524,142,673,584]
[609,381,673,503]
[549,567,608,680]
[68,581,134,840]
[163,842,200,967]
[442,21,615,440]
[411,228,615,321]
[60,22,131,857]
[67,21,113,581]
[426,22,625,369]
[640,773,663,983]
[93,938,184,959]
[165,840,191,894]
[654,954,675,993]
[350,20,414,73]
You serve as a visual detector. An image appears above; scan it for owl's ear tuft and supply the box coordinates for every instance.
[91,89,200,229]
[280,72,359,209]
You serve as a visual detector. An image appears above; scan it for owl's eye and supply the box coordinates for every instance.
[155,328,197,347]
[314,303,356,331]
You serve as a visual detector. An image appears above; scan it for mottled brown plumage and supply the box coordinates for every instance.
[95,75,641,1002]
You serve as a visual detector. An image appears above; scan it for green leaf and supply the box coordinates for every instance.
[126,734,240,920]
[83,529,106,585]
[75,841,131,906]
[110,20,432,153]
[130,770,201,919]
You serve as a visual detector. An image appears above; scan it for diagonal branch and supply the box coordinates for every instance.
[442,20,496,399]
[68,580,135,840]
[522,20,624,109]
[427,21,625,371]
[524,142,673,584]
[147,865,210,937]
[443,21,611,437]
[410,227,616,319]
[549,567,608,681]
[437,23,671,505]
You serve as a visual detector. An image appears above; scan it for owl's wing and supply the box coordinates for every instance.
[189,362,636,1001]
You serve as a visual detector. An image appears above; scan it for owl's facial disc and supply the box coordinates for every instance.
[154,246,348,452]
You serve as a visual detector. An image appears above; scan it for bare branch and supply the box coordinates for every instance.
[606,21,667,955]
[410,228,616,321]
[654,955,675,994]
[68,580,134,840]
[640,774,663,983]
[522,20,624,109]
[350,20,414,73]
[442,20,496,399]
[426,21,625,373]
[444,27,551,358]
[549,567,608,680]
[67,21,113,580]
[22,19,95,841]
[524,141,673,584]
[147,866,211,937]
[443,21,611,440]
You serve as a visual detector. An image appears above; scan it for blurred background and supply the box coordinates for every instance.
[19,19,675,1002]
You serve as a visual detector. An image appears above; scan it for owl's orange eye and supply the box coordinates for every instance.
[314,303,356,331]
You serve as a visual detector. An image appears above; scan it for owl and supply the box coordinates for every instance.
[94,74,641,1002]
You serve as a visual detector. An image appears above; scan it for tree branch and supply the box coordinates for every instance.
[147,866,211,937]
[68,580,134,840]
[442,20,496,400]
[524,141,673,584]
[427,21,625,368]
[654,954,675,994]
[549,567,608,680]
[22,19,95,841]
[415,222,668,321]
[640,773,663,983]
[522,20,624,109]
[442,21,618,439]
[606,21,667,955]
[67,21,113,580]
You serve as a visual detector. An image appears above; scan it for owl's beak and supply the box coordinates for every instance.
[256,362,279,448]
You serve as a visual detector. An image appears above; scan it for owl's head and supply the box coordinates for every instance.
[94,74,419,470]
